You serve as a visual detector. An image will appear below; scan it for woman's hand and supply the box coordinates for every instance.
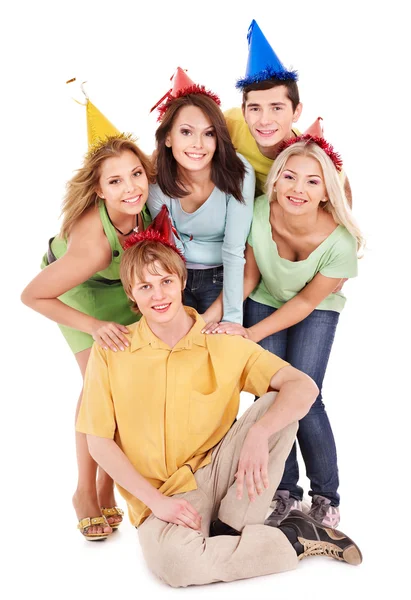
[235,425,270,502]
[204,322,252,339]
[91,320,130,352]
[150,495,202,530]
[201,321,221,334]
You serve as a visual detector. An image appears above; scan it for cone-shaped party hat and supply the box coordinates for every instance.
[236,20,298,89]
[280,134,343,172]
[303,117,324,137]
[150,67,221,121]
[123,204,185,260]
[67,79,120,149]
[85,99,120,148]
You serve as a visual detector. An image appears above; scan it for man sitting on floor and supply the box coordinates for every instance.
[76,213,362,587]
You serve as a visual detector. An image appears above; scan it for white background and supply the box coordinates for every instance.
[2,1,409,598]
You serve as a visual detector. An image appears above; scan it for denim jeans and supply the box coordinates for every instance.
[244,298,340,506]
[183,266,223,314]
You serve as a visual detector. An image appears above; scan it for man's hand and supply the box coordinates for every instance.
[150,495,202,530]
[235,425,269,502]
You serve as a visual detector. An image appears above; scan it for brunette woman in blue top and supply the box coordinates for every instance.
[148,68,255,324]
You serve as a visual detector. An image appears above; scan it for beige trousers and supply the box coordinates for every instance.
[138,392,299,587]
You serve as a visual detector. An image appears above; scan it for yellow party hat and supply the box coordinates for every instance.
[67,79,120,149]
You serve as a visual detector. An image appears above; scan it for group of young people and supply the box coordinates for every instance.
[22,20,364,587]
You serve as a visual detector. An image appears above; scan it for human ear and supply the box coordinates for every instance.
[165,135,172,148]
[95,186,105,199]
[292,102,303,123]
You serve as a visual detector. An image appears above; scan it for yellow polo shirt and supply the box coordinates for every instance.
[77,308,288,526]
[225,107,300,197]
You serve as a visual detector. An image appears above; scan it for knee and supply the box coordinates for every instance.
[147,532,205,588]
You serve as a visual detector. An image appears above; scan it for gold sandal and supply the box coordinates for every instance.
[101,506,124,530]
[78,515,111,541]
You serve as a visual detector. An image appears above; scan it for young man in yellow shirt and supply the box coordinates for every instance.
[76,224,362,586]
[225,20,302,197]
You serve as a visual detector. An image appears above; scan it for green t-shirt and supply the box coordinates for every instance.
[248,195,358,313]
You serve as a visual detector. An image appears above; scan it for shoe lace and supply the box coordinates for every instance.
[299,539,343,561]
[273,496,292,516]
[309,497,331,522]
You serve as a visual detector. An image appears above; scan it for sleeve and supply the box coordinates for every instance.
[247,220,254,247]
[221,155,256,324]
[76,344,116,439]
[147,184,170,220]
[238,339,289,397]
[320,229,358,279]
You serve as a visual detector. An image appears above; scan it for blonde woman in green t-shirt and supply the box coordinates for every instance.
[205,136,364,528]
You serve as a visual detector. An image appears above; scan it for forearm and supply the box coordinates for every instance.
[243,273,260,300]
[248,295,317,343]
[202,293,223,323]
[22,296,98,334]
[87,436,162,510]
[253,377,317,438]
[221,250,245,323]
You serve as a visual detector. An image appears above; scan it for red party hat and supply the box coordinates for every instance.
[303,117,324,138]
[123,205,185,260]
[150,67,221,121]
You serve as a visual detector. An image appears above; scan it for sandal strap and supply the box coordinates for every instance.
[78,515,109,531]
[101,506,124,518]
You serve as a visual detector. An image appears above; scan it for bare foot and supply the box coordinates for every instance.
[73,489,112,536]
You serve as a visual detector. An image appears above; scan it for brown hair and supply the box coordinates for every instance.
[59,136,154,239]
[155,94,246,202]
[120,240,187,313]
[242,79,300,112]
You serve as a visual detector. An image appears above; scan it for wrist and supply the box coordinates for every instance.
[86,316,100,335]
[247,326,259,343]
[249,421,269,441]
[145,488,164,511]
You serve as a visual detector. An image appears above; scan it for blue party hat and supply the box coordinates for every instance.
[236,20,298,89]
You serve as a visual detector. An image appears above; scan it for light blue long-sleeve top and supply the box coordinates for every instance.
[147,154,256,323]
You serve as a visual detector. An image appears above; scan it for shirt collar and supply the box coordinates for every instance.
[130,307,207,352]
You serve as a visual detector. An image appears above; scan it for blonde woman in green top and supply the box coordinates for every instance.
[21,135,153,540]
[206,136,364,528]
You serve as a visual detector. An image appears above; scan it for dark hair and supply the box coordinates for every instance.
[242,79,300,112]
[155,94,246,202]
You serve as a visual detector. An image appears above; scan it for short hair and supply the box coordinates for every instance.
[242,79,300,112]
[155,93,245,202]
[120,240,187,314]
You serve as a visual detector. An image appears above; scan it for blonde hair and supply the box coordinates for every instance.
[59,136,154,239]
[265,140,365,255]
[120,240,187,314]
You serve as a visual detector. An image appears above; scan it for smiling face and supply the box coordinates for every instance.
[96,150,149,216]
[243,86,302,154]
[165,105,217,173]
[130,261,185,325]
[275,154,327,215]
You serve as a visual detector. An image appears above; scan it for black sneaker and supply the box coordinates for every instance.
[209,519,240,537]
[278,510,362,565]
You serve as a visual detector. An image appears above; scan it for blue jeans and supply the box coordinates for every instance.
[183,266,223,314]
[244,298,340,506]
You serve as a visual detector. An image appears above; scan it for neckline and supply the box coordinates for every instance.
[106,208,139,237]
[177,186,217,216]
[265,199,342,264]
